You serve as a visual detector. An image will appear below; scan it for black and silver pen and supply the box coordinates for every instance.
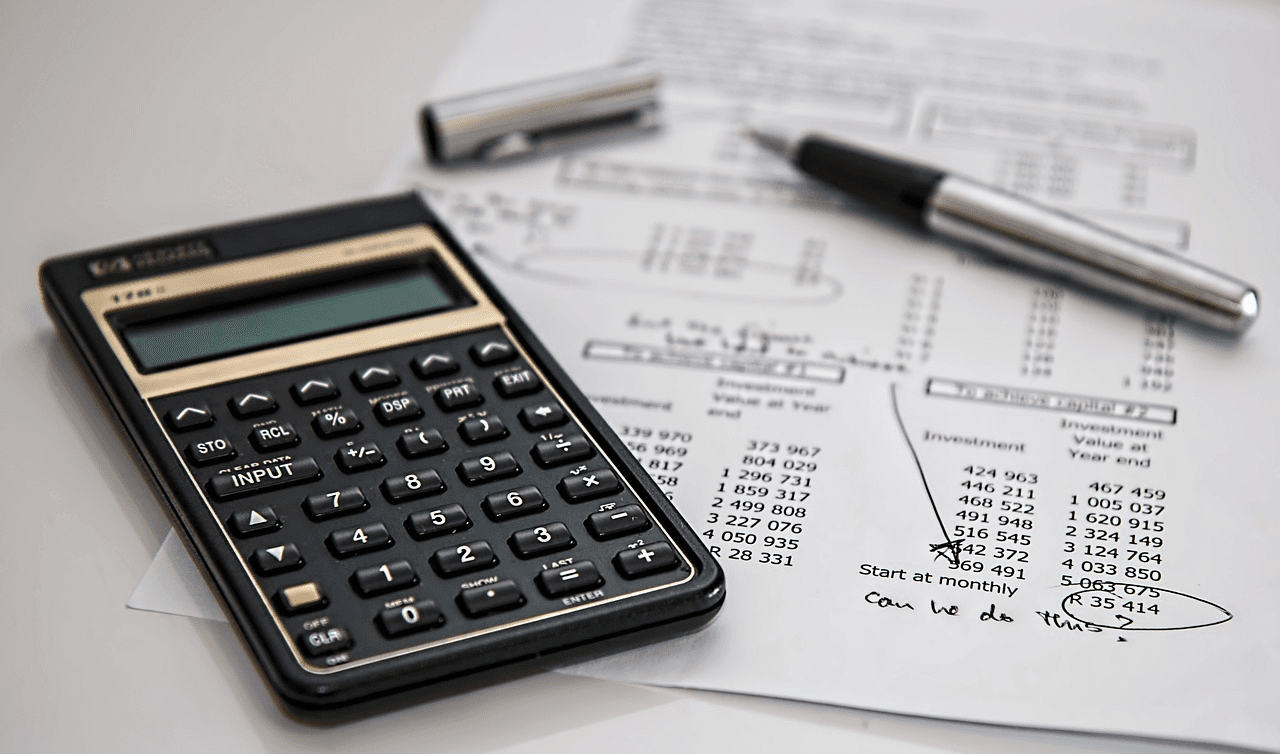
[746,127,1259,334]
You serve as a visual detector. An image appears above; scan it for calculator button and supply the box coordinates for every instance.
[557,468,621,502]
[397,428,448,458]
[381,469,446,502]
[519,402,567,430]
[291,377,339,405]
[509,523,575,558]
[352,560,418,596]
[228,506,280,537]
[207,457,322,500]
[493,369,541,398]
[457,451,520,485]
[434,382,484,411]
[412,352,459,379]
[536,561,603,597]
[482,485,547,520]
[532,433,595,467]
[298,626,352,657]
[377,601,444,637]
[249,421,301,452]
[312,408,362,438]
[352,365,400,392]
[431,541,498,577]
[613,542,679,579]
[586,505,651,540]
[405,504,471,539]
[327,522,393,557]
[458,580,524,617]
[251,543,304,575]
[335,441,386,473]
[229,390,277,418]
[166,403,214,431]
[186,435,237,466]
[373,395,424,425]
[303,486,369,520]
[278,582,327,614]
[470,340,516,365]
[459,415,509,444]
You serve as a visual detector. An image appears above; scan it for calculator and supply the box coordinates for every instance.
[39,194,724,709]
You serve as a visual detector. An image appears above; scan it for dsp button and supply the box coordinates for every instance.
[298,626,352,658]
[165,403,214,432]
[229,390,277,418]
[613,542,680,579]
[586,505,651,540]
[536,561,603,597]
[250,421,300,452]
[532,433,595,467]
[493,369,541,398]
[557,468,622,502]
[373,395,423,425]
[434,382,483,411]
[207,457,321,500]
[186,435,236,466]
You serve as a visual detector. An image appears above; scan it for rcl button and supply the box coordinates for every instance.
[250,422,300,451]
[298,626,352,657]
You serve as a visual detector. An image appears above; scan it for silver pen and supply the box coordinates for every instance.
[746,127,1259,334]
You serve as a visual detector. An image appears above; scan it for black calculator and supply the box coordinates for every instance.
[39,194,724,709]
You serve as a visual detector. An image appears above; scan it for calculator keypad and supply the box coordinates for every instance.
[150,326,692,669]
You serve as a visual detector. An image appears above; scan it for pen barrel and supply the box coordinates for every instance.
[925,176,1259,333]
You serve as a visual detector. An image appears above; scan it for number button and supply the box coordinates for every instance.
[586,504,651,540]
[249,421,300,452]
[430,540,497,576]
[352,560,418,596]
[303,486,369,520]
[509,522,575,558]
[459,415,509,444]
[557,468,622,502]
[456,451,520,485]
[457,580,524,617]
[250,543,304,575]
[493,369,541,398]
[312,408,362,438]
[352,365,400,392]
[186,435,237,466]
[327,522,393,557]
[536,561,603,597]
[381,469,446,502]
[405,504,471,539]
[482,485,547,520]
[376,600,444,637]
[373,395,424,425]
[229,390,277,418]
[531,433,595,467]
[397,428,448,458]
[334,441,386,473]
[434,382,484,411]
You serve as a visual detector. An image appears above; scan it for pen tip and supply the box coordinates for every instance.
[743,125,797,160]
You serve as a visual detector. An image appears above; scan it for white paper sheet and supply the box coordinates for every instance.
[366,0,1280,750]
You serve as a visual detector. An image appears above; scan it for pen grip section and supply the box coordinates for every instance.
[796,136,944,227]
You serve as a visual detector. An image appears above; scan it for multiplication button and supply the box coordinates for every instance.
[557,468,621,502]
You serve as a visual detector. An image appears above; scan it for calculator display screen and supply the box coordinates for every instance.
[120,266,461,372]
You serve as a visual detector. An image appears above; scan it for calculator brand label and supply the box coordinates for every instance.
[86,239,215,278]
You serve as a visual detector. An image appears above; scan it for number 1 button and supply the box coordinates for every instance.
[352,560,417,596]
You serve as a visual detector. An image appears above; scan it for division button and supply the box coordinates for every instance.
[249,421,300,452]
[482,485,547,520]
[373,395,424,425]
[457,579,524,617]
[406,504,471,540]
[397,428,448,458]
[186,435,237,466]
[298,626,352,657]
[207,457,322,500]
[377,601,444,638]
[536,561,603,597]
[381,469,446,502]
[291,377,339,405]
[327,522,393,557]
[335,441,386,473]
[303,486,369,520]
[228,506,280,537]
[532,433,596,467]
[586,505,652,540]
[434,382,484,411]
[352,365,400,392]
[352,560,418,597]
[459,415,508,444]
[457,451,520,485]
[509,523,575,559]
[470,340,516,366]
[430,540,498,576]
[229,390,277,419]
[165,403,215,432]
[613,542,679,579]
[251,543,304,575]
[518,402,567,430]
[412,352,459,379]
[557,468,622,502]
[312,408,362,438]
[493,369,541,398]
[277,582,327,614]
